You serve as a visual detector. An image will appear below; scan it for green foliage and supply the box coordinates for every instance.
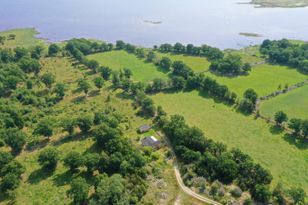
[1,173,20,192]
[67,177,89,205]
[160,115,272,200]
[251,184,271,203]
[274,111,288,125]
[34,120,53,138]
[260,39,308,73]
[19,57,41,74]
[159,57,172,70]
[53,82,66,98]
[288,187,306,205]
[77,78,91,95]
[48,44,61,56]
[63,151,84,172]
[4,128,26,153]
[93,76,104,90]
[41,73,55,89]
[38,147,60,172]
[90,174,129,205]
[77,115,93,133]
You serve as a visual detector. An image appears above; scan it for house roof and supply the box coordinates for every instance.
[139,124,151,131]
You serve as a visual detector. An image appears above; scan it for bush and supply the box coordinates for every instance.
[0,173,20,192]
[63,151,84,172]
[230,187,243,198]
[38,147,60,172]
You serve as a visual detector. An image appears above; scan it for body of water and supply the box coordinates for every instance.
[1,0,308,49]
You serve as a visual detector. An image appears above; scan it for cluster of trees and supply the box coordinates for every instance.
[274,111,308,139]
[35,108,148,204]
[158,114,275,203]
[65,38,113,72]
[156,43,224,61]
[239,89,258,114]
[260,39,308,73]
[210,54,251,75]
[0,47,43,97]
[0,151,25,193]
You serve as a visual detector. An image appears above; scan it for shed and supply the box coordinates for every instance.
[141,136,161,149]
[138,124,151,133]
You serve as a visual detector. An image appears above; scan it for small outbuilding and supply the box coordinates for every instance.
[141,136,161,149]
[138,124,151,133]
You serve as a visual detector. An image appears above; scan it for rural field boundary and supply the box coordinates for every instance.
[256,79,308,110]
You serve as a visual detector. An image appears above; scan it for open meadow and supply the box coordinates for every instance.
[151,90,308,191]
[88,50,169,82]
[260,85,308,119]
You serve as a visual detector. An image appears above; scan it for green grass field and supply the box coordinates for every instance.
[0,28,44,48]
[260,85,308,119]
[156,52,211,73]
[205,64,307,98]
[151,90,308,191]
[88,51,169,82]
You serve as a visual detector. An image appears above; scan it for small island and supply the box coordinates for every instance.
[239,32,262,37]
[250,0,308,8]
[144,20,163,25]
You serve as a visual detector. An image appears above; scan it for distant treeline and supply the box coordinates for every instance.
[260,39,308,74]
[156,42,251,76]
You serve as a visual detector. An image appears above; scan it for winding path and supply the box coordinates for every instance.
[173,164,222,205]
[156,131,222,205]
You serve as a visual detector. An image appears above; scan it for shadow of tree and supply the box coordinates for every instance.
[28,168,54,184]
[52,132,89,147]
[88,90,100,97]
[25,138,50,152]
[269,125,284,135]
[52,170,74,187]
[283,134,308,150]
[71,96,86,104]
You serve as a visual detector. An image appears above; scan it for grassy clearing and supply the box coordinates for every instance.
[260,85,308,119]
[0,28,44,48]
[156,52,211,73]
[205,64,307,97]
[88,50,169,82]
[151,90,308,191]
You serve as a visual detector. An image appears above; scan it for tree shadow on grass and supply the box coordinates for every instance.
[85,70,96,76]
[52,170,74,187]
[71,95,86,104]
[28,168,54,184]
[25,138,50,152]
[115,91,133,100]
[283,134,308,150]
[269,125,284,135]
[52,132,89,147]
[88,90,100,97]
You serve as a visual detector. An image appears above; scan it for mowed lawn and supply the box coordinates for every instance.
[260,85,308,119]
[0,28,44,48]
[156,52,211,72]
[88,50,168,82]
[151,91,308,191]
[205,64,308,98]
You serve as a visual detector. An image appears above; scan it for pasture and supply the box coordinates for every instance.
[151,90,308,191]
[156,52,211,73]
[205,64,307,97]
[87,50,169,82]
[260,85,308,119]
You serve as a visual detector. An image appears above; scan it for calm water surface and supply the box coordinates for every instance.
[0,0,308,48]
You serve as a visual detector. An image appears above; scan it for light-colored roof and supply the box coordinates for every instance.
[150,136,158,142]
